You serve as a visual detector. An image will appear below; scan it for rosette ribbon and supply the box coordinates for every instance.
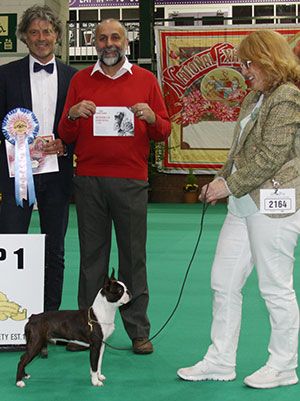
[2,108,39,207]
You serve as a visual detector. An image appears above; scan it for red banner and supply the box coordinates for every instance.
[155,25,300,173]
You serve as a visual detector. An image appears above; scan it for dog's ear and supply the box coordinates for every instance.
[110,268,116,281]
[100,272,110,296]
[103,272,110,287]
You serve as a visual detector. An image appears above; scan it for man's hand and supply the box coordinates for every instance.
[44,138,65,157]
[131,103,156,125]
[68,100,97,120]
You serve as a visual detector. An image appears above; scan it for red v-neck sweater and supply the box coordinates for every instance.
[58,64,171,181]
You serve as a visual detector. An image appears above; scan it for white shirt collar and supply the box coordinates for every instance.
[91,56,133,80]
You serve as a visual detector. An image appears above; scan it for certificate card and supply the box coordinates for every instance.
[93,107,134,137]
[5,133,59,177]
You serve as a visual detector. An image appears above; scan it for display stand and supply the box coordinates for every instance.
[0,234,45,351]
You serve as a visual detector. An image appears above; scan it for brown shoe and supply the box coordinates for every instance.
[66,342,89,352]
[132,338,153,354]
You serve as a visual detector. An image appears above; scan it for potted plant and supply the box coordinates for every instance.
[183,169,199,203]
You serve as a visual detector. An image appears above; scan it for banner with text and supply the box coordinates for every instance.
[155,25,300,173]
[70,0,299,7]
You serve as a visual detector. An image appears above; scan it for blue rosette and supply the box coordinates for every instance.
[2,108,39,207]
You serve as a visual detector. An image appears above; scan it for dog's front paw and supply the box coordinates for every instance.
[91,378,104,387]
[98,373,106,381]
[91,372,104,387]
[16,380,26,388]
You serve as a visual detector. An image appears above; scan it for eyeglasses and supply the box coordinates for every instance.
[240,60,252,70]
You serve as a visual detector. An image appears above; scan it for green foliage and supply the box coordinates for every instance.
[184,169,199,192]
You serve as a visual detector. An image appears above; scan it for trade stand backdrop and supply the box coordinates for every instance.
[154,25,300,174]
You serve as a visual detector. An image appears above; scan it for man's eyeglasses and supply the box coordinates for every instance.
[240,60,252,70]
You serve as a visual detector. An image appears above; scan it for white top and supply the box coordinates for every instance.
[228,94,264,217]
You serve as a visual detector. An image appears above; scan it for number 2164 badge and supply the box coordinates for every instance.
[260,188,296,214]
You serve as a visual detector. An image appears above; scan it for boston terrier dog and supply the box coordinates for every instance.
[16,270,131,387]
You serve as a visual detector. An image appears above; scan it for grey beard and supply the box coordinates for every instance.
[98,46,125,66]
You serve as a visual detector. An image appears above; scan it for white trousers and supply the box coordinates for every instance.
[204,210,300,371]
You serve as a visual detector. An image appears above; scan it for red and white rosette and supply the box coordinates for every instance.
[2,108,39,207]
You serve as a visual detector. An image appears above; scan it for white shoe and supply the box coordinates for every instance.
[244,365,299,389]
[177,359,236,382]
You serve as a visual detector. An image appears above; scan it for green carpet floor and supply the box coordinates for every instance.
[1,202,300,401]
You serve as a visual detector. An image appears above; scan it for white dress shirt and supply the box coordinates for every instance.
[29,55,57,137]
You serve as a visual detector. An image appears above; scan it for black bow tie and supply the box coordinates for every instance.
[33,62,54,74]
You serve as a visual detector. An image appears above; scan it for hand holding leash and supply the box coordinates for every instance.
[200,179,229,205]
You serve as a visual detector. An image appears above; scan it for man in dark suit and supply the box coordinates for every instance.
[0,5,77,335]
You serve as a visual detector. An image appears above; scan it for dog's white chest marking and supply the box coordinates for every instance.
[87,306,115,340]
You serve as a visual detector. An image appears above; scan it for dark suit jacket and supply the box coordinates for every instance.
[0,56,77,196]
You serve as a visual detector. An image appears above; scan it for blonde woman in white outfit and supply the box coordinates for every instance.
[177,30,300,389]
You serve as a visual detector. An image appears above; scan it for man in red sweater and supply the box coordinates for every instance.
[58,19,171,354]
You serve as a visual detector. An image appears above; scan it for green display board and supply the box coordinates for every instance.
[0,14,17,53]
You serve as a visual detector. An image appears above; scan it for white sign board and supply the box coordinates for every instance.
[0,234,45,346]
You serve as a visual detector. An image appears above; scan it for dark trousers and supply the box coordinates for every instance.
[0,176,70,311]
[74,175,150,340]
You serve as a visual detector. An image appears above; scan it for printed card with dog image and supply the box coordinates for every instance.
[93,107,134,137]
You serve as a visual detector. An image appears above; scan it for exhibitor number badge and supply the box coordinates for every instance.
[260,188,296,214]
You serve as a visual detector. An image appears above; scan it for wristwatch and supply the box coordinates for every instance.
[63,143,68,156]
[67,108,77,121]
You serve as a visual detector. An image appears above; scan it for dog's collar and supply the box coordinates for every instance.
[88,307,113,332]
